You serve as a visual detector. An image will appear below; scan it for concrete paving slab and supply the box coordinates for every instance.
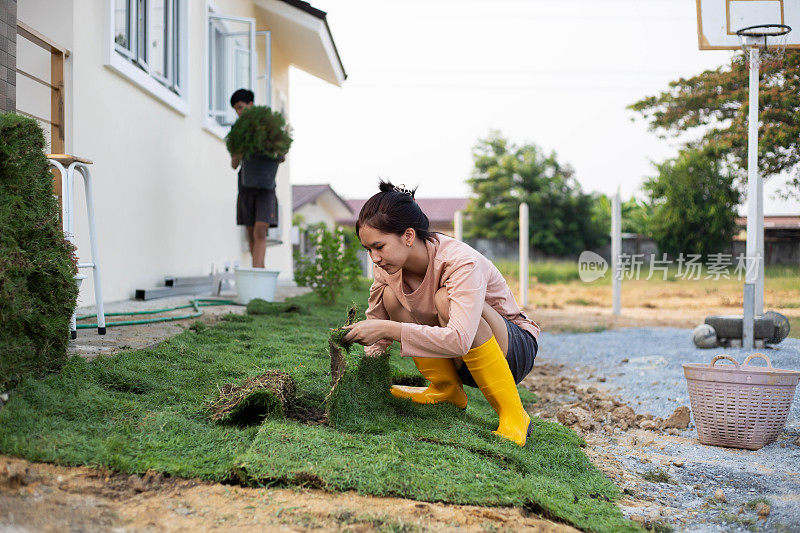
[68,284,312,360]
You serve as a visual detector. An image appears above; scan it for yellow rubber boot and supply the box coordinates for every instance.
[462,336,532,446]
[390,357,467,409]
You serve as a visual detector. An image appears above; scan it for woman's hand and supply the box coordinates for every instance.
[343,319,401,347]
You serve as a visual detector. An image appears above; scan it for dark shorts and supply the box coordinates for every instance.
[457,317,538,388]
[237,187,278,227]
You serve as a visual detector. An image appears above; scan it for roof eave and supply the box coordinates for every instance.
[256,0,347,86]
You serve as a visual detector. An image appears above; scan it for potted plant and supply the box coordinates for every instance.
[225,105,293,189]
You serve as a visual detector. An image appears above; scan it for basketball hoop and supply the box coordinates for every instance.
[736,24,792,69]
[697,1,800,349]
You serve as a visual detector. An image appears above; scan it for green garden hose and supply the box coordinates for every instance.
[75,298,241,329]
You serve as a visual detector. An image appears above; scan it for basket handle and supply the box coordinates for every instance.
[742,353,773,368]
[709,354,740,369]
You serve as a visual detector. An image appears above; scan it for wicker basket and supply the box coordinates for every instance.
[683,354,799,450]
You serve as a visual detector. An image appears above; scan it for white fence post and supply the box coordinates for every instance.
[519,202,529,308]
[454,210,463,241]
[366,255,374,279]
[611,190,621,315]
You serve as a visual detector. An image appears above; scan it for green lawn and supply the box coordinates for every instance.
[0,283,638,532]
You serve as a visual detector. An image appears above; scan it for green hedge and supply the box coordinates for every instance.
[0,113,78,391]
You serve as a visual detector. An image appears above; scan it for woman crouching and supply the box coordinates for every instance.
[343,180,540,447]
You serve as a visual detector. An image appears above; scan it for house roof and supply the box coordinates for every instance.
[256,0,347,86]
[338,198,468,226]
[292,184,352,213]
[735,215,800,229]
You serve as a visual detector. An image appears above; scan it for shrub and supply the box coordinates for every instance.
[0,113,79,390]
[293,224,362,304]
[225,105,293,160]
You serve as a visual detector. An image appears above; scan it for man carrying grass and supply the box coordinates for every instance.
[229,88,279,268]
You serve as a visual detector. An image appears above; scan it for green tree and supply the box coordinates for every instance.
[643,149,741,258]
[621,197,654,236]
[590,193,611,241]
[464,132,604,257]
[629,51,800,199]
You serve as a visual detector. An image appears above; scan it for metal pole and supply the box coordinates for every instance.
[611,190,621,315]
[756,161,765,316]
[454,210,463,241]
[743,45,760,350]
[76,164,106,334]
[519,202,529,308]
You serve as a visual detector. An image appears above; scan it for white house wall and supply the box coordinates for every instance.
[17,0,295,306]
[297,192,351,230]
[297,202,335,229]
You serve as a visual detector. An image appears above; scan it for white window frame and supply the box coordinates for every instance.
[257,30,272,109]
[204,1,271,140]
[105,0,190,115]
[204,7,256,138]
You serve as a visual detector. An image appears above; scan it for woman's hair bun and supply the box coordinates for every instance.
[378,178,417,198]
[357,179,432,242]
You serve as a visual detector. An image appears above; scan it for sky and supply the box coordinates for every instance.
[287,0,800,214]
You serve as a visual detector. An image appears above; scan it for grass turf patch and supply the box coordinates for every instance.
[0,283,638,532]
[208,370,294,424]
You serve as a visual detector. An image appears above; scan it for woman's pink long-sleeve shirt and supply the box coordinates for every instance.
[364,234,540,358]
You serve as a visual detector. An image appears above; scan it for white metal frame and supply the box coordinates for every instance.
[104,0,190,115]
[48,159,107,338]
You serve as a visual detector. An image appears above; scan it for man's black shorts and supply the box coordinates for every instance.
[237,187,278,227]
[457,317,538,387]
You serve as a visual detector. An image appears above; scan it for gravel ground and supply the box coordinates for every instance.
[539,328,800,532]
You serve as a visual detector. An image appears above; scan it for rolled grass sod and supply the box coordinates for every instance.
[208,370,295,424]
[0,283,639,532]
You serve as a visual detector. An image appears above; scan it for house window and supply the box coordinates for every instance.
[114,0,183,95]
[205,9,272,130]
[207,11,256,127]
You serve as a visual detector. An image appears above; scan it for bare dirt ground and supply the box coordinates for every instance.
[0,455,574,532]
[2,281,798,532]
[519,279,800,334]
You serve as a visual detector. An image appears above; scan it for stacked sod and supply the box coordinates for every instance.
[0,114,78,391]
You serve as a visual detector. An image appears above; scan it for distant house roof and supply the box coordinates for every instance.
[292,184,352,213]
[338,197,468,226]
[735,215,800,229]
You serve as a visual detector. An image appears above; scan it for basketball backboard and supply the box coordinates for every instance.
[696,0,800,49]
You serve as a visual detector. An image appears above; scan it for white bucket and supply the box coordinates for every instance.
[75,273,87,289]
[234,268,280,304]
